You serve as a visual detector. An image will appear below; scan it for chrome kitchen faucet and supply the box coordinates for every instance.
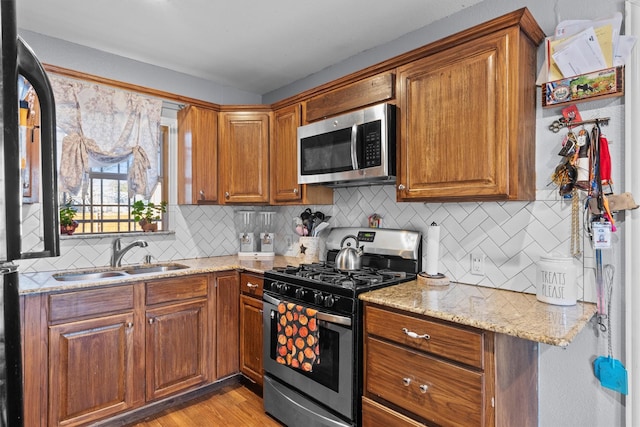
[111,238,148,267]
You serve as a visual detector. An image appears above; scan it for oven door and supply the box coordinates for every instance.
[263,293,353,421]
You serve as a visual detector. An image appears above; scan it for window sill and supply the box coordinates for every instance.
[60,230,175,240]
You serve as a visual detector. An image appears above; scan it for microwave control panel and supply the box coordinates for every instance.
[362,121,382,167]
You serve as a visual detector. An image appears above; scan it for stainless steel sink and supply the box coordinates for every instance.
[123,263,190,275]
[53,270,127,282]
[52,263,190,282]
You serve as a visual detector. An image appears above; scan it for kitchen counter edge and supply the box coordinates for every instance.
[359,280,597,347]
[18,255,301,295]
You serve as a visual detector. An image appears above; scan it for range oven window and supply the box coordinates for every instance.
[269,312,340,392]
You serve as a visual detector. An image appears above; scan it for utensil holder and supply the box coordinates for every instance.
[298,237,320,263]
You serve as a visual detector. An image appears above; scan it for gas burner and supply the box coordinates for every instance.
[315,273,350,285]
[351,273,385,284]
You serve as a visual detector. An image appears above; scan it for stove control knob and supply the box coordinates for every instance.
[278,283,290,294]
[324,295,335,308]
[295,288,306,299]
[313,292,324,305]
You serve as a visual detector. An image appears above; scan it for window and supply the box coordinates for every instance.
[63,161,165,234]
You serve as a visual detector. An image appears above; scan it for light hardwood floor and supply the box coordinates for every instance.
[127,384,284,427]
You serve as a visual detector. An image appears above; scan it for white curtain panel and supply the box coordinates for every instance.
[50,74,163,198]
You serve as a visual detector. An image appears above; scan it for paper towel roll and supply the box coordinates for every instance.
[425,224,440,276]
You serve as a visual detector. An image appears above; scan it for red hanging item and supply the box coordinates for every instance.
[599,134,612,190]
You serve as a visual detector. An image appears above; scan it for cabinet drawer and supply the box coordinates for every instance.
[240,273,263,298]
[365,304,484,368]
[365,337,483,427]
[49,285,134,323]
[146,275,208,305]
[362,396,426,427]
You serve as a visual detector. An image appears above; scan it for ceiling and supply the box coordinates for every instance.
[17,0,484,95]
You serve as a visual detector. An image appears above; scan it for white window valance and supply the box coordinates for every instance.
[51,75,163,199]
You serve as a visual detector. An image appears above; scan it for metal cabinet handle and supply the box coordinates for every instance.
[246,282,259,289]
[126,322,133,328]
[402,377,411,386]
[225,191,230,199]
[398,184,406,190]
[293,188,298,194]
[148,318,155,325]
[199,190,205,200]
[402,327,430,340]
[419,384,429,393]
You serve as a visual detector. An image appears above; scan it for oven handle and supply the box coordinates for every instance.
[264,293,352,327]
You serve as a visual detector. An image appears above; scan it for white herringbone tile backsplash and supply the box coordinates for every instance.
[17,101,624,304]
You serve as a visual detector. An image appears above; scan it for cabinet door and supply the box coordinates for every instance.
[271,104,333,205]
[397,30,519,201]
[177,105,218,204]
[240,294,263,385]
[49,313,136,426]
[216,271,240,378]
[218,111,270,204]
[146,299,208,400]
[271,104,303,203]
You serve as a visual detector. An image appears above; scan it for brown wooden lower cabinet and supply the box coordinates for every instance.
[48,312,137,426]
[146,298,208,400]
[239,272,264,386]
[363,303,538,427]
[21,271,241,427]
[215,271,240,378]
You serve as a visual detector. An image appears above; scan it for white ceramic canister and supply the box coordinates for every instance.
[536,255,577,306]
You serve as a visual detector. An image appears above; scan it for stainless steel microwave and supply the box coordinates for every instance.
[297,103,396,187]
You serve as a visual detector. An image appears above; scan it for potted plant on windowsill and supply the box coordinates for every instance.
[59,201,78,235]
[132,200,167,232]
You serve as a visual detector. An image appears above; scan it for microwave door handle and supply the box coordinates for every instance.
[17,37,60,259]
[350,124,358,170]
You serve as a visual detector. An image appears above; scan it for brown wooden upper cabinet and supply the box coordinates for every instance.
[177,105,218,204]
[396,9,544,202]
[218,109,271,204]
[270,104,333,205]
[304,72,395,123]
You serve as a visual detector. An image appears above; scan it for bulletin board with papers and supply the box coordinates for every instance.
[539,12,635,107]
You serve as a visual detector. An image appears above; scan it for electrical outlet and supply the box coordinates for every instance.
[285,234,293,248]
[470,252,485,276]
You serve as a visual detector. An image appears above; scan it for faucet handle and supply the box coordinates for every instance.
[144,254,155,264]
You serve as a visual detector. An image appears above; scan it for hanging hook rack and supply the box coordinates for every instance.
[548,117,610,133]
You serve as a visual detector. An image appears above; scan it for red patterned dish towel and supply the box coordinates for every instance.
[276,302,320,371]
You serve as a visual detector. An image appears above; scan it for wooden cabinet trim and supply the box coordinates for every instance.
[304,72,395,122]
[145,275,208,306]
[49,285,134,324]
[270,8,543,111]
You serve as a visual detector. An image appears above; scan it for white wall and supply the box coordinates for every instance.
[18,1,628,425]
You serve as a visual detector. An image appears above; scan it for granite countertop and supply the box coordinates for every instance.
[359,280,597,347]
[22,257,598,347]
[18,255,300,295]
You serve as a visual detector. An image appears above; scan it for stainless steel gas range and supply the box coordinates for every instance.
[262,228,422,427]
